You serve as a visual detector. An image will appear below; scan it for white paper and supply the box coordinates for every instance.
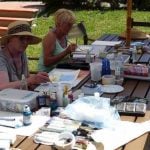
[35,69,81,93]
[34,82,59,93]
[0,132,16,144]
[91,45,107,57]
[72,53,95,59]
[46,117,80,133]
[0,111,22,117]
[49,68,80,83]
[0,139,10,150]
[0,112,50,136]
[92,40,122,46]
[75,45,92,52]
[91,120,150,150]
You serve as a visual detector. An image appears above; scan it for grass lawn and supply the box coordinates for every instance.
[27,9,150,72]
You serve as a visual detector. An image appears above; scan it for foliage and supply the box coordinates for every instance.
[133,0,150,11]
[39,0,150,17]
[39,0,120,16]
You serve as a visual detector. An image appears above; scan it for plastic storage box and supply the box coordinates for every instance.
[0,88,39,112]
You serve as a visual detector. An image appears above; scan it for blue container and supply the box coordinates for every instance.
[101,58,111,76]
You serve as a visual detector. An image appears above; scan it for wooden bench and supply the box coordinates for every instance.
[0,1,44,46]
[0,8,38,18]
[0,17,34,27]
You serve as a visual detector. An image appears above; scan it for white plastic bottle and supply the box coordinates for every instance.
[20,74,28,90]
[23,105,32,126]
[56,84,64,107]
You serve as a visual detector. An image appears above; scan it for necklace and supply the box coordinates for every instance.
[6,47,24,80]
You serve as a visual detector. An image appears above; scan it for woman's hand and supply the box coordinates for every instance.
[66,43,77,54]
[27,72,50,86]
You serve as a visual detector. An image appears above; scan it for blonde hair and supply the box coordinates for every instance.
[54,8,76,26]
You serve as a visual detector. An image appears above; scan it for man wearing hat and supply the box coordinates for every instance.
[0,21,50,90]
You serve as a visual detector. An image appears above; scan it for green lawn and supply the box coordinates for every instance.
[27,10,150,72]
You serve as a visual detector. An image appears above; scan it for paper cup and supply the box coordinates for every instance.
[102,75,115,85]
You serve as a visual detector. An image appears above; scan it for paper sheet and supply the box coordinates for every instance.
[49,69,80,83]
[92,40,122,46]
[75,45,92,52]
[91,120,150,150]
[35,69,82,92]
[0,111,50,136]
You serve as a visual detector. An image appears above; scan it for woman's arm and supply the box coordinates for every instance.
[43,32,77,67]
[0,71,23,90]
[0,71,50,90]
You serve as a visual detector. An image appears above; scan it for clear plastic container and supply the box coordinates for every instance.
[20,74,28,90]
[0,88,38,112]
[115,53,124,85]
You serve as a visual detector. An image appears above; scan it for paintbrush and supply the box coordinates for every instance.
[67,40,85,51]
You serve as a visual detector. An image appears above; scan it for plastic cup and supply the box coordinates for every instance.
[90,62,102,82]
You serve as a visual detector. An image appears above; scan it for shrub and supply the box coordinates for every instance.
[39,0,150,16]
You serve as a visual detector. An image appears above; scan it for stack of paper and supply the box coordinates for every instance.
[72,52,95,61]
[92,40,122,46]
[91,40,122,57]
[44,117,80,133]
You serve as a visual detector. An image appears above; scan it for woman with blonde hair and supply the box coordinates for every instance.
[38,8,77,72]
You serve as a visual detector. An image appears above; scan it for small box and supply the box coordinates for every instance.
[135,103,146,113]
[116,102,126,112]
[0,88,39,112]
[125,102,136,112]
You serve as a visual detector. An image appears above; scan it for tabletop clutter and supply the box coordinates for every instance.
[0,40,150,150]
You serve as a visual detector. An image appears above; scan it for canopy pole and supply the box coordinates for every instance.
[126,0,132,47]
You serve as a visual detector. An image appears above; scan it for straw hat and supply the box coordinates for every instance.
[1,20,41,45]
[120,28,148,40]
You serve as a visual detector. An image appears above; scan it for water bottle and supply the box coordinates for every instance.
[85,50,91,63]
[115,53,124,85]
[23,105,32,126]
[129,46,137,63]
[101,58,111,76]
[132,46,137,63]
[20,74,28,90]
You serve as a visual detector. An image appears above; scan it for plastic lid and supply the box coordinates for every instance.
[23,105,30,112]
